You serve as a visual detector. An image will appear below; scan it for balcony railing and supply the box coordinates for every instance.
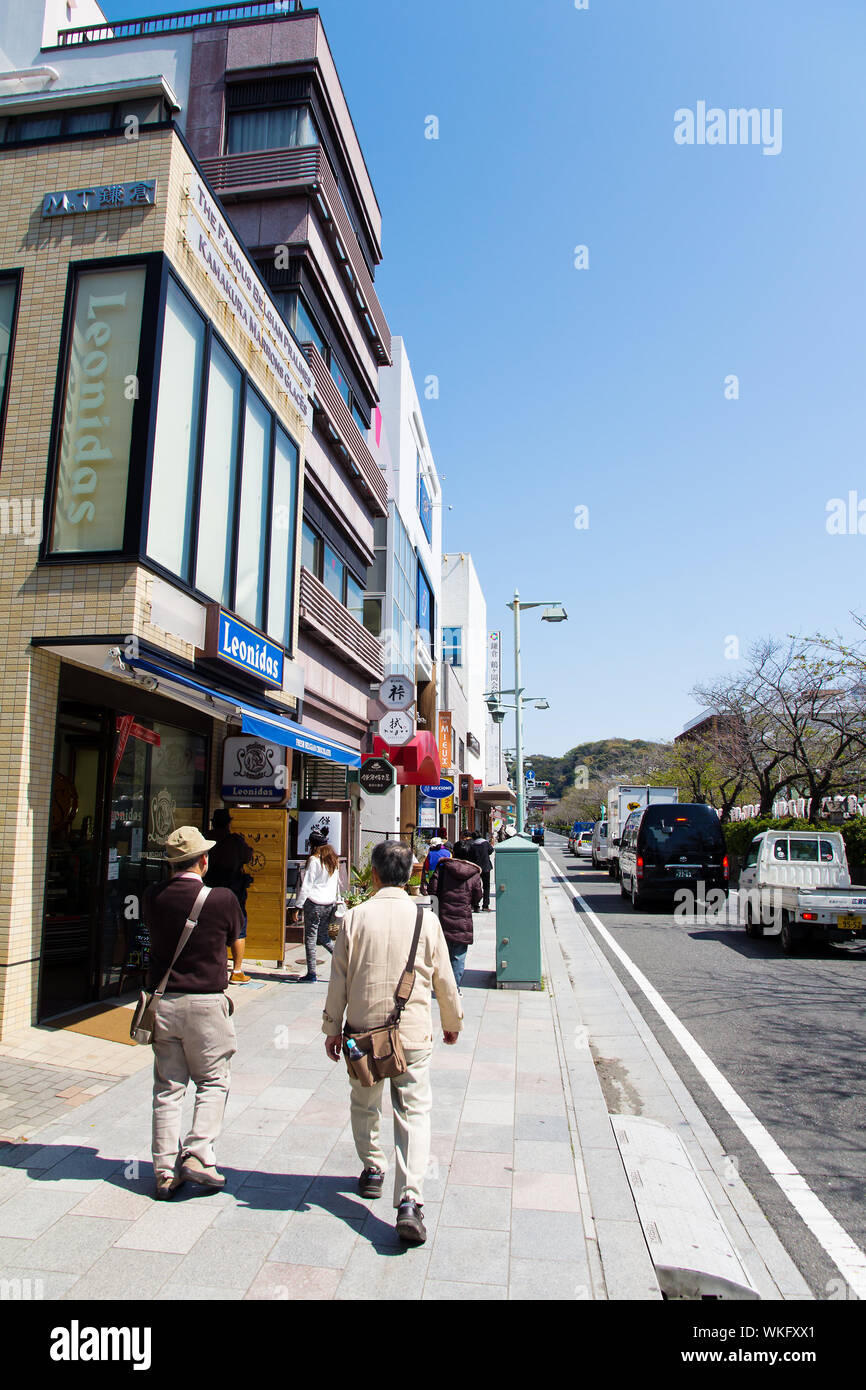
[198,145,391,365]
[303,343,387,517]
[299,567,383,681]
[52,1,305,46]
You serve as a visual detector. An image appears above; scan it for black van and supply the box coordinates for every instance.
[618,803,729,910]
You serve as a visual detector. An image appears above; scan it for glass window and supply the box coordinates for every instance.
[267,426,299,646]
[146,278,205,576]
[417,562,434,650]
[351,398,368,434]
[195,341,241,604]
[234,387,271,628]
[0,279,18,419]
[293,296,324,356]
[346,573,364,626]
[443,626,462,666]
[367,548,386,593]
[226,105,318,155]
[117,98,165,128]
[301,521,320,576]
[323,544,345,603]
[52,265,146,554]
[745,842,761,869]
[789,838,819,862]
[772,839,789,861]
[329,352,351,407]
[66,108,113,134]
[16,114,62,140]
[363,597,382,636]
[818,839,836,863]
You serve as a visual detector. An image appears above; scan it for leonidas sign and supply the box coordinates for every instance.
[201,606,284,686]
[222,736,289,803]
[184,175,313,426]
[50,265,146,553]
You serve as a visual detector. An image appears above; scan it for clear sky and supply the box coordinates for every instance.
[105,0,866,756]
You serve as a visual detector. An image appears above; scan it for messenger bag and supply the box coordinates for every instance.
[342,903,425,1087]
[130,886,212,1045]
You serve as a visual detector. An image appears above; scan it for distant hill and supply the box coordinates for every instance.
[520,739,670,801]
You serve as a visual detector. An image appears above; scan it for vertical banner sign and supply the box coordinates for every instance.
[438,712,453,773]
[225,807,288,965]
[51,266,146,553]
[488,631,501,694]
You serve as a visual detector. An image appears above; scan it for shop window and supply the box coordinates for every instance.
[146,277,205,575]
[267,426,299,646]
[50,264,146,554]
[195,340,241,606]
[235,386,272,629]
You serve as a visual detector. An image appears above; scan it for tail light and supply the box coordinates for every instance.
[723,855,729,883]
[802,912,817,921]
[636,856,644,880]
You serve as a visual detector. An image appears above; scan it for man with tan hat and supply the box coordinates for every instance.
[142,825,243,1199]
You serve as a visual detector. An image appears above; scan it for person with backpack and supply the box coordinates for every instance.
[419,836,451,894]
[467,831,494,912]
[203,808,254,983]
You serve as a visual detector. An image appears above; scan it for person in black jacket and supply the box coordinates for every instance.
[428,844,482,988]
[467,832,494,911]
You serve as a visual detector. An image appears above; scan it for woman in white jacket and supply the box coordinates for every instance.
[293,831,342,982]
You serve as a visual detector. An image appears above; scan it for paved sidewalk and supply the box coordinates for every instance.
[0,902,612,1301]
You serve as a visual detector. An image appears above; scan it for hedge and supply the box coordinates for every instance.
[723,816,866,878]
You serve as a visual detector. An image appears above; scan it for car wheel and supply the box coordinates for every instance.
[780,910,799,955]
[744,901,763,939]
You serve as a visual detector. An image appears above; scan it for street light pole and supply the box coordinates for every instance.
[513,588,525,832]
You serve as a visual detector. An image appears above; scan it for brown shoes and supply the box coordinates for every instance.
[396,1199,426,1244]
[179,1153,226,1189]
[229,971,251,984]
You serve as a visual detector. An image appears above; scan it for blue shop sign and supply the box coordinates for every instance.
[420,780,455,800]
[209,608,284,685]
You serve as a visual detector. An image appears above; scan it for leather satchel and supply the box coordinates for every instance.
[130,886,212,1045]
[343,903,424,1088]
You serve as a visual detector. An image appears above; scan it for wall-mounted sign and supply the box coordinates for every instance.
[459,774,476,809]
[201,606,284,686]
[297,809,342,856]
[184,174,313,425]
[488,631,501,693]
[418,798,438,829]
[378,674,415,711]
[420,780,455,800]
[438,712,452,770]
[50,264,146,554]
[359,757,396,796]
[42,179,157,218]
[467,732,481,758]
[377,710,415,746]
[222,736,289,803]
[440,796,454,815]
[418,473,433,544]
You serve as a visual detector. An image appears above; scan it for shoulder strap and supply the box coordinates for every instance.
[390,903,425,1021]
[153,885,211,1000]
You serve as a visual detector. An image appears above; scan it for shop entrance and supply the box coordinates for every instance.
[40,672,210,1021]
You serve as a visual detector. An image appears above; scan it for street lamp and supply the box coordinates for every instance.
[507,588,567,832]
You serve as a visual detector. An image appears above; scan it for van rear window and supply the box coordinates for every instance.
[640,806,723,856]
[789,839,819,862]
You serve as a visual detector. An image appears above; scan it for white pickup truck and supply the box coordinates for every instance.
[738,829,866,954]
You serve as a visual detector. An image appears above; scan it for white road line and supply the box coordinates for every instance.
[543,847,866,1300]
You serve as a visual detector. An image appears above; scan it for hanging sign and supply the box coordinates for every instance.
[359,757,397,796]
[378,674,415,711]
[377,710,415,746]
[420,780,455,800]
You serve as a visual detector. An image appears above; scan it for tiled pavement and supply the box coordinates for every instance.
[0,902,607,1301]
[0,1057,120,1139]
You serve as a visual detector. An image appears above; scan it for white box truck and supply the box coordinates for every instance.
[738,829,866,954]
[607,785,679,879]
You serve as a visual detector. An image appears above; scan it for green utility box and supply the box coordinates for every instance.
[494,834,542,989]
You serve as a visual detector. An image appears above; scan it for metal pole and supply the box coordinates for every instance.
[514,588,524,833]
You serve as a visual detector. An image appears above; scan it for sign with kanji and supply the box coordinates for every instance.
[42,179,157,218]
[359,757,397,796]
[438,712,452,769]
[377,710,415,746]
[378,674,415,711]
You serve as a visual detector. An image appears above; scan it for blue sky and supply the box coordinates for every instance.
[106,0,866,756]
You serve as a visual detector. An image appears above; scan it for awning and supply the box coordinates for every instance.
[474,784,518,806]
[127,657,361,768]
[372,731,441,787]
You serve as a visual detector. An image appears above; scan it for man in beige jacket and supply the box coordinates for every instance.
[322,839,463,1244]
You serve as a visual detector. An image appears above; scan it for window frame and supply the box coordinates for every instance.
[0,269,22,464]
[0,99,171,148]
[223,102,320,157]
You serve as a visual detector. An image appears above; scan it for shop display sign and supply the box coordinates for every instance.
[420,780,454,800]
[42,179,157,218]
[203,606,284,685]
[378,674,415,711]
[418,799,438,829]
[359,758,396,796]
[377,710,415,746]
[184,174,313,425]
[222,736,289,803]
[50,264,146,554]
[297,810,342,855]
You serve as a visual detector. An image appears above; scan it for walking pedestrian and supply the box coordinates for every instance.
[322,840,462,1244]
[293,831,342,982]
[419,835,451,894]
[427,843,482,989]
[467,830,494,911]
[203,807,254,983]
[143,827,241,1199]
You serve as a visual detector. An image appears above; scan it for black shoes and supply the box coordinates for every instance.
[396,1198,427,1244]
[358,1168,384,1199]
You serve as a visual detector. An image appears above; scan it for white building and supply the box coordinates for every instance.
[360,337,443,853]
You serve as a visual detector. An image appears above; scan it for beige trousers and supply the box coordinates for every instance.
[151,992,237,1179]
[348,1047,433,1207]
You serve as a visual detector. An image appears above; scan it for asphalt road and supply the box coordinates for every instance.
[544,832,866,1302]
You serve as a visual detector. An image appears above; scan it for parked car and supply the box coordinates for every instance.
[737,830,866,954]
[618,803,728,911]
[591,820,609,868]
[575,830,594,859]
